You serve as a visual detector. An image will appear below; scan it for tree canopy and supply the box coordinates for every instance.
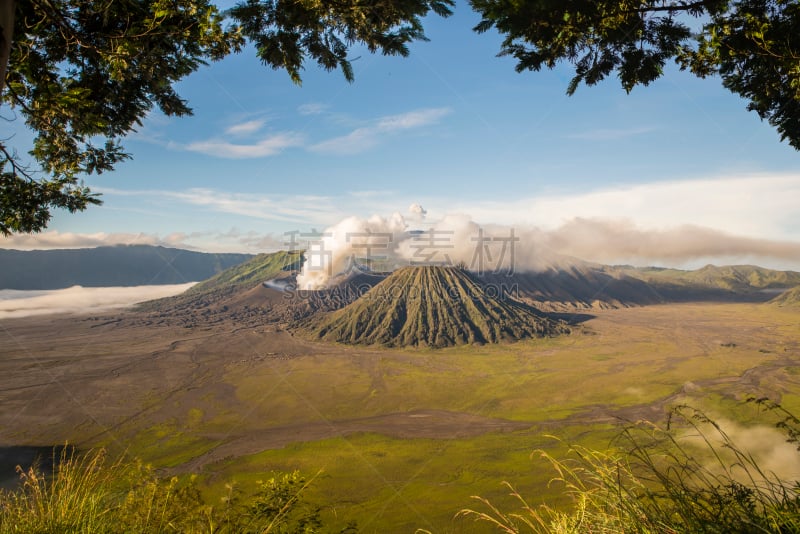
[1,0,798,235]
[471,0,800,148]
[0,0,453,235]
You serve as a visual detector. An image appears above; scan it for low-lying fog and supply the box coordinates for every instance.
[0,283,196,319]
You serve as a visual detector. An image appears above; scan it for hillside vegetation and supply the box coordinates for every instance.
[0,448,334,534]
[771,285,800,307]
[462,403,800,533]
[6,403,800,534]
[619,264,800,295]
[138,250,302,313]
[312,266,569,347]
[186,250,303,295]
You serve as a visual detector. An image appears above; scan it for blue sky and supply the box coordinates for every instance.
[3,3,800,270]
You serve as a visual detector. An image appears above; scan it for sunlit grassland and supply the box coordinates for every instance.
[104,303,800,532]
[220,304,794,427]
[204,427,621,533]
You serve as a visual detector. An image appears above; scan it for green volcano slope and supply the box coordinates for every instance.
[184,250,304,296]
[311,266,569,347]
[135,250,304,324]
[770,285,800,307]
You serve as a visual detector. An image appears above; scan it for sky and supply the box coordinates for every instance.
[2,3,800,271]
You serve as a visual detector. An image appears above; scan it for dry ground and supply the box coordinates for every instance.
[1,302,799,529]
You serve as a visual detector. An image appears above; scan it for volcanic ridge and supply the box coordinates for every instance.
[132,250,800,343]
[771,285,800,307]
[310,265,570,347]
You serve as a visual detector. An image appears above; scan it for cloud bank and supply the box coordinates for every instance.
[9,174,798,271]
[294,209,800,288]
[0,284,195,319]
[0,231,192,250]
[0,229,286,255]
[537,218,800,266]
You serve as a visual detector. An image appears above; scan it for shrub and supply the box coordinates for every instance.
[459,402,800,533]
[0,447,344,533]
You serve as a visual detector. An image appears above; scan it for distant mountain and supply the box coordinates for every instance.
[132,251,800,333]
[310,266,569,348]
[477,264,663,311]
[136,251,383,327]
[138,250,303,314]
[612,264,800,303]
[0,245,253,289]
[770,286,800,307]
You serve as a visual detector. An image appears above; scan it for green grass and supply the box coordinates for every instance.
[460,402,800,533]
[0,447,334,534]
[224,320,780,427]
[186,250,303,295]
[8,403,800,533]
[197,426,622,533]
[94,302,800,531]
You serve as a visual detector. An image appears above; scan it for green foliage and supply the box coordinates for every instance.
[0,447,342,533]
[471,0,800,149]
[683,1,800,149]
[2,0,798,234]
[0,0,453,234]
[0,162,98,235]
[1,0,241,235]
[229,0,453,84]
[459,402,800,533]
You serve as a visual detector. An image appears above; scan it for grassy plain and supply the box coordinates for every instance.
[1,302,799,531]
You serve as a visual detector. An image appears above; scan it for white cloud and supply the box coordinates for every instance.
[0,231,190,250]
[310,128,377,154]
[311,107,452,155]
[225,119,265,136]
[408,203,427,222]
[446,173,800,241]
[19,172,797,268]
[167,188,343,224]
[535,217,800,268]
[0,284,195,319]
[375,108,451,130]
[298,102,328,115]
[0,228,288,255]
[93,187,347,226]
[182,132,304,158]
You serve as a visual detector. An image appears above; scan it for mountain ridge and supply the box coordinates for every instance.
[0,245,253,289]
[770,285,800,307]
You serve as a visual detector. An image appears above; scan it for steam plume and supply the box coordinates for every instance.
[292,211,800,289]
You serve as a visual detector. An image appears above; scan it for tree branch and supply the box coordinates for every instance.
[622,1,714,16]
[0,140,35,180]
